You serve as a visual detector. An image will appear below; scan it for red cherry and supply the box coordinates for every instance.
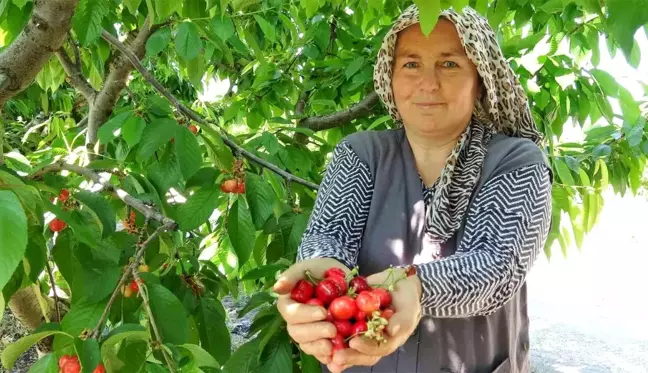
[129,280,139,293]
[189,124,198,134]
[61,356,81,373]
[220,179,238,193]
[49,218,67,232]
[235,181,246,194]
[290,280,314,303]
[316,279,342,305]
[330,333,348,349]
[327,274,347,293]
[381,308,395,320]
[349,276,371,293]
[356,291,381,313]
[93,363,105,373]
[58,355,77,368]
[329,296,358,321]
[333,320,353,338]
[372,288,392,308]
[325,268,346,279]
[355,310,367,321]
[305,298,324,307]
[350,320,368,336]
[58,189,70,201]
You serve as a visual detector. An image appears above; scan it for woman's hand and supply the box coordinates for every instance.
[274,258,351,365]
[327,267,423,373]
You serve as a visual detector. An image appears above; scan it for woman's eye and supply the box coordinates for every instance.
[443,61,459,68]
[403,61,419,68]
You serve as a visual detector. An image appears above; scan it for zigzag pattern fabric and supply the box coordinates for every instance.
[297,141,372,269]
[297,141,552,317]
[418,163,552,317]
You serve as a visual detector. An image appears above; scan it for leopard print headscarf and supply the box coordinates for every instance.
[373,5,544,244]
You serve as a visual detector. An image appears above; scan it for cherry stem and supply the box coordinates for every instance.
[304,270,321,284]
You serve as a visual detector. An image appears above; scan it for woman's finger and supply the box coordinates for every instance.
[288,322,337,343]
[326,362,349,373]
[385,309,417,339]
[273,258,349,294]
[348,336,393,357]
[300,339,334,360]
[331,348,381,367]
[277,294,328,324]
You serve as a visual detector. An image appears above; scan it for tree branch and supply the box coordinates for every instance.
[86,18,153,149]
[56,47,96,102]
[101,30,321,190]
[298,91,380,132]
[29,161,177,226]
[0,0,78,106]
[44,260,61,322]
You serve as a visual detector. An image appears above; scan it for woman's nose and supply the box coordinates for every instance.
[418,68,440,92]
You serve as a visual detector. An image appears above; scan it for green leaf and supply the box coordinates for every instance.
[367,115,392,130]
[211,16,235,42]
[147,284,189,344]
[100,325,148,372]
[146,28,172,57]
[122,115,147,147]
[176,186,221,230]
[27,353,58,373]
[345,56,365,79]
[124,0,142,14]
[176,22,203,60]
[0,191,28,291]
[2,329,71,370]
[258,333,292,373]
[625,120,645,147]
[302,0,319,18]
[619,86,641,124]
[154,0,181,21]
[228,199,256,266]
[136,118,178,164]
[0,294,3,325]
[72,0,109,46]
[414,0,441,36]
[98,112,132,145]
[237,291,276,317]
[554,159,576,185]
[186,167,219,189]
[300,351,321,373]
[23,227,46,283]
[178,344,220,368]
[254,15,276,43]
[175,126,202,180]
[196,298,230,365]
[606,0,648,58]
[245,173,277,229]
[221,338,260,373]
[641,140,648,156]
[74,338,100,373]
[241,263,287,281]
[591,69,618,97]
[53,302,107,351]
[74,191,116,238]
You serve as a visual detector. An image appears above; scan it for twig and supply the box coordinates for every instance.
[29,161,177,226]
[55,47,96,101]
[89,222,174,339]
[44,260,61,322]
[297,91,380,132]
[100,30,320,191]
[133,269,176,372]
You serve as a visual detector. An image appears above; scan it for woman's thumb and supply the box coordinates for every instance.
[273,263,305,294]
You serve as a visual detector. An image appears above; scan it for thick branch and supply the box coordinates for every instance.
[0,0,78,106]
[86,18,153,148]
[56,48,96,101]
[298,91,380,132]
[29,161,177,226]
[101,30,320,190]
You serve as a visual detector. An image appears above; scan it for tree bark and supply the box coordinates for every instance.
[86,19,152,150]
[0,0,78,106]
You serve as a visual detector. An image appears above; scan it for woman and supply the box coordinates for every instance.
[274,5,552,373]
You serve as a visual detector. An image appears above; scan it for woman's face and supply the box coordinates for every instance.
[391,19,480,138]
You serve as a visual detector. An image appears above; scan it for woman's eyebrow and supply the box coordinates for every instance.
[395,48,467,58]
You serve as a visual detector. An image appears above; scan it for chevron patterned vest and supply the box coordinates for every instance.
[322,128,548,373]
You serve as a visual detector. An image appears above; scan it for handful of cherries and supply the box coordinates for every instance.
[290,266,412,352]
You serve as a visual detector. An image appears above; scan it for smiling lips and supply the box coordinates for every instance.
[414,102,445,108]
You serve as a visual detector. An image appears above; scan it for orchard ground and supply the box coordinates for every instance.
[1,189,647,373]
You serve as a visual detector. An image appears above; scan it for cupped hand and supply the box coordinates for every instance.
[327,267,422,373]
[274,258,351,365]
